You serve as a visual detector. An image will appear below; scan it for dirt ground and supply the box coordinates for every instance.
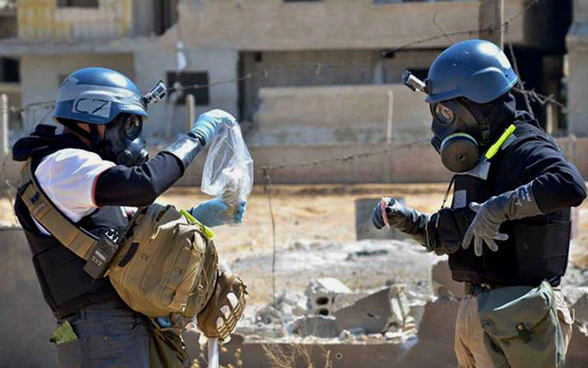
[2,183,587,304]
[0,183,448,249]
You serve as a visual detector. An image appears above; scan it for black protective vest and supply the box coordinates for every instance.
[447,125,571,287]
[14,150,128,319]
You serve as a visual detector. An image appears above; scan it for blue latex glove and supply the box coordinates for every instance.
[189,109,237,146]
[155,317,173,328]
[189,199,246,228]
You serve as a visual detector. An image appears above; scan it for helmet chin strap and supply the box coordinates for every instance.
[88,124,103,153]
[62,121,104,154]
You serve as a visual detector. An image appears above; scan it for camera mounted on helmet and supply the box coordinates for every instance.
[402,71,428,94]
[142,80,167,107]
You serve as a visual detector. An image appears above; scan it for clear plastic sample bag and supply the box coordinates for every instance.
[201,122,254,207]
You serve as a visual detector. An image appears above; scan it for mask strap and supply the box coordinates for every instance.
[62,121,92,141]
[88,124,105,155]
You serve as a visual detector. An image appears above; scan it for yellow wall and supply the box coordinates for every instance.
[17,0,132,40]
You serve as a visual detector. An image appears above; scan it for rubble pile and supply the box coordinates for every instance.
[239,277,422,343]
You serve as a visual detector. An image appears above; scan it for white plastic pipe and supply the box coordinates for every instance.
[208,338,219,368]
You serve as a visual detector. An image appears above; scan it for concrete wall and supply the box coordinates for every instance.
[133,46,239,138]
[248,84,430,145]
[240,49,438,121]
[176,0,529,50]
[17,46,237,138]
[20,53,135,105]
[19,53,135,128]
[0,227,57,368]
[0,13,16,38]
[567,0,588,137]
[17,0,133,40]
[132,0,156,37]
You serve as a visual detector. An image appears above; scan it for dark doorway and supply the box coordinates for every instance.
[154,0,179,36]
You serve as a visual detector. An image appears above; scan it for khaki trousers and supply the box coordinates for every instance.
[455,289,574,368]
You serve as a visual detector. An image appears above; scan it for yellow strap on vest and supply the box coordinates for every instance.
[19,159,98,260]
[179,209,214,240]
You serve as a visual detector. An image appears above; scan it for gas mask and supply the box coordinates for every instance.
[97,81,166,166]
[429,100,490,173]
[101,114,149,167]
[402,71,490,173]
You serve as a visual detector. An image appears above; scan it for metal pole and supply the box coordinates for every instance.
[0,94,8,157]
[386,90,394,143]
[479,0,504,49]
[186,94,196,132]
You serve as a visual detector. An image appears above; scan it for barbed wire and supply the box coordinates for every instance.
[256,138,430,174]
[0,0,581,127]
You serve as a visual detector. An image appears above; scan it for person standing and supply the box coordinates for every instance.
[373,40,585,368]
[13,67,246,367]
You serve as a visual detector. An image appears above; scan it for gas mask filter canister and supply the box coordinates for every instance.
[439,133,479,173]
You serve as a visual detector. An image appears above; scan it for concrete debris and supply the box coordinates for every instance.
[306,277,352,316]
[563,286,588,327]
[292,315,339,338]
[338,327,367,341]
[290,239,312,251]
[431,259,464,299]
[416,298,459,343]
[334,286,408,334]
[338,329,351,340]
[275,291,308,317]
[255,305,282,325]
[308,277,352,294]
[332,292,368,311]
[384,331,403,341]
[346,249,388,260]
[402,290,431,331]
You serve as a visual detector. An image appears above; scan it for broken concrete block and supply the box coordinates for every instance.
[390,284,411,324]
[291,239,312,251]
[276,291,308,316]
[562,286,588,326]
[292,315,338,338]
[334,286,397,334]
[306,278,352,316]
[309,278,352,294]
[432,259,464,299]
[566,324,588,368]
[355,197,407,241]
[398,297,460,367]
[332,292,368,311]
[255,305,281,325]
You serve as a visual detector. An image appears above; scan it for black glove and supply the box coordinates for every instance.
[463,182,542,257]
[372,197,429,243]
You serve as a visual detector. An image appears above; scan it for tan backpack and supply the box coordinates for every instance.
[19,159,218,318]
[108,204,218,318]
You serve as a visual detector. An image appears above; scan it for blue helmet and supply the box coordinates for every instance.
[425,39,518,104]
[53,67,147,125]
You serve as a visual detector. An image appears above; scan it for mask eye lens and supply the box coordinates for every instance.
[434,103,455,125]
[123,115,142,139]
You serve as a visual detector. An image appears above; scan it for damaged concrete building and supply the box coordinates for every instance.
[0,0,575,142]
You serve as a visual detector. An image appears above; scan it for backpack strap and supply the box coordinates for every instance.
[19,158,98,261]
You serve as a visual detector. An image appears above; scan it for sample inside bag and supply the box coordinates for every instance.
[201,122,254,207]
